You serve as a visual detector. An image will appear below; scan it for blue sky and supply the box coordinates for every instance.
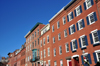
[0,0,70,57]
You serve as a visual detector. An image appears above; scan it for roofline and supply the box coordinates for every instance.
[24,31,31,38]
[40,24,49,31]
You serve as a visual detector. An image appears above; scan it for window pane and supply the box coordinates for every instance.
[87,0,91,8]
[82,37,86,46]
[90,14,94,23]
[93,32,99,42]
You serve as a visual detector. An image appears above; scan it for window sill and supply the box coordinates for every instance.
[79,28,83,31]
[81,47,87,50]
[93,42,100,46]
[66,51,69,53]
[72,50,77,53]
[90,21,95,25]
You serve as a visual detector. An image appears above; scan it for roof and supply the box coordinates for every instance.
[25,22,43,38]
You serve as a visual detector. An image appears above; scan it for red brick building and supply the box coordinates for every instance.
[49,0,100,66]
[25,23,45,66]
[7,44,26,66]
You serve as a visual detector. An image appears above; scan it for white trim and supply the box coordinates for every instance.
[71,39,76,42]
[62,16,66,25]
[95,50,100,53]
[72,55,79,59]
[80,34,85,38]
[57,21,60,29]
[82,52,88,55]
[87,12,94,16]
[68,12,73,22]
[85,0,92,9]
[47,35,49,43]
[91,29,98,33]
[24,31,31,38]
[67,60,71,66]
[49,7,64,22]
[75,5,81,16]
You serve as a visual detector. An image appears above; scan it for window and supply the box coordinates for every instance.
[32,34,34,39]
[93,51,100,63]
[44,61,46,66]
[48,48,50,56]
[35,32,36,37]
[79,35,88,49]
[60,60,63,66]
[58,33,61,40]
[63,16,66,25]
[28,45,29,51]
[41,51,42,59]
[67,12,74,22]
[52,25,54,32]
[48,60,51,66]
[47,35,49,43]
[44,49,46,58]
[75,5,82,17]
[89,29,100,45]
[54,48,56,57]
[35,40,36,47]
[37,29,39,35]
[38,49,39,56]
[40,40,42,47]
[54,61,57,66]
[57,21,60,29]
[59,46,62,55]
[38,38,39,45]
[86,12,97,25]
[69,24,75,35]
[84,0,94,10]
[64,29,67,37]
[65,43,69,52]
[70,39,78,51]
[43,38,45,45]
[53,37,55,43]
[30,44,31,50]
[28,56,29,61]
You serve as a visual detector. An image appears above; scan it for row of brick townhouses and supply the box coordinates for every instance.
[7,44,26,66]
[6,0,100,66]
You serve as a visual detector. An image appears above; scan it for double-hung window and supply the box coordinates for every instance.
[44,49,46,58]
[60,60,63,66]
[59,46,62,55]
[54,48,56,57]
[69,24,76,35]
[48,60,51,66]
[52,25,54,32]
[44,61,46,66]
[75,5,82,17]
[43,38,45,45]
[76,19,85,31]
[35,31,36,37]
[70,39,78,52]
[67,12,74,22]
[89,29,100,45]
[53,37,55,43]
[48,48,50,56]
[47,35,49,43]
[57,21,60,29]
[65,43,69,52]
[32,34,34,39]
[58,33,61,40]
[93,50,100,63]
[37,29,39,35]
[86,12,97,25]
[79,35,88,49]
[64,29,67,37]
[84,0,94,10]
[41,51,42,59]
[54,61,57,66]
[63,16,66,25]
[40,40,42,47]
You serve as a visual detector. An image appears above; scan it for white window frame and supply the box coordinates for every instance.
[44,49,46,58]
[53,37,55,43]
[48,60,51,66]
[77,19,83,30]
[54,61,57,66]
[65,43,69,53]
[52,25,54,32]
[57,21,60,29]
[75,5,81,16]
[40,40,42,47]
[54,48,56,57]
[58,33,61,40]
[48,47,50,56]
[60,60,63,66]
[37,29,39,35]
[80,35,87,48]
[44,61,46,66]
[70,24,75,34]
[59,46,62,55]
[71,39,76,51]
[62,16,66,25]
[95,50,100,62]
[91,29,99,44]
[41,51,42,59]
[43,38,45,45]
[68,12,73,22]
[85,0,92,9]
[30,44,31,50]
[47,35,49,43]
[64,29,67,37]
[88,12,95,25]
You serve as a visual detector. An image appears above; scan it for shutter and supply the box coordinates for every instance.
[91,0,94,5]
[89,33,93,44]
[74,10,77,17]
[88,54,92,64]
[74,25,76,32]
[79,38,82,48]
[93,52,97,63]
[85,36,88,46]
[83,2,86,10]
[75,40,78,49]
[69,27,71,35]
[86,16,89,25]
[67,15,69,22]
[82,19,85,28]
[72,12,74,19]
[76,23,79,31]
[81,55,84,64]
[97,30,100,41]
[70,42,72,51]
[80,5,82,13]
[93,12,97,21]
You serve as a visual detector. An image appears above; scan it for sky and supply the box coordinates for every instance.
[0,0,71,57]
